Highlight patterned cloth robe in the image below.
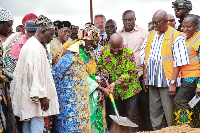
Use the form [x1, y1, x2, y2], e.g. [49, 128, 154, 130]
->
[52, 41, 104, 133]
[0, 39, 13, 132]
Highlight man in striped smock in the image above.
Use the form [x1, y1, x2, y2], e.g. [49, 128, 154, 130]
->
[0, 7, 14, 132]
[140, 9, 189, 130]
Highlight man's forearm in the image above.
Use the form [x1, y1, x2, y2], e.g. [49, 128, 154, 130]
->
[171, 66, 181, 81]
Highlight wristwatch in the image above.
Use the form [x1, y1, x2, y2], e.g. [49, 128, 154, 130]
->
[170, 80, 176, 85]
[111, 82, 115, 87]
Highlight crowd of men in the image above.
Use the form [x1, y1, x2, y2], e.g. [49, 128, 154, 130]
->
[0, 0, 199, 133]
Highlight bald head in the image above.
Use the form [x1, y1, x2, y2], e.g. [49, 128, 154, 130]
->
[168, 14, 175, 20]
[167, 14, 176, 28]
[152, 10, 168, 33]
[153, 10, 168, 21]
[110, 33, 123, 47]
[109, 33, 123, 56]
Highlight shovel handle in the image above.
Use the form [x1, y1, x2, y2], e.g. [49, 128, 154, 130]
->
[110, 94, 117, 111]
[106, 81, 109, 88]
[105, 81, 120, 119]
[110, 93, 120, 119]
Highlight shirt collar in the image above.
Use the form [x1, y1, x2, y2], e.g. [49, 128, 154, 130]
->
[120, 25, 139, 33]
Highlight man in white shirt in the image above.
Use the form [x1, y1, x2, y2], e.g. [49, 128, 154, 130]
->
[10, 15, 59, 133]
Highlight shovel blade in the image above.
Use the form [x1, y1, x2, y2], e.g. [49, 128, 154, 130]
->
[109, 115, 138, 127]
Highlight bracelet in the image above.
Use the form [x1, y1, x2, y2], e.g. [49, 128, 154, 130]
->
[111, 82, 115, 87]
[197, 83, 200, 88]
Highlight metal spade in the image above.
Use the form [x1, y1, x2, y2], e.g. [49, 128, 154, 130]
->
[105, 81, 138, 127]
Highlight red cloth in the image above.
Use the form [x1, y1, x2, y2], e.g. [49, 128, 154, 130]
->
[44, 116, 50, 129]
[9, 37, 27, 59]
[21, 13, 37, 34]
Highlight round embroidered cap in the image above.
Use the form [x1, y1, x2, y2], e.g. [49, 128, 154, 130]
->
[0, 7, 13, 21]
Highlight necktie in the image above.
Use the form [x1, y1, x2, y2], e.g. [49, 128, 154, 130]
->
[100, 35, 104, 42]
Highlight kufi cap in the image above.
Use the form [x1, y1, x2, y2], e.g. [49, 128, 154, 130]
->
[35, 15, 54, 30]
[53, 20, 61, 27]
[0, 7, 13, 21]
[56, 21, 71, 29]
[25, 20, 37, 31]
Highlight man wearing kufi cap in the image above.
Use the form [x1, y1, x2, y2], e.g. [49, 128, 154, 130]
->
[0, 7, 13, 42]
[10, 15, 59, 133]
[172, 0, 192, 31]
[49, 20, 72, 56]
[0, 7, 14, 133]
[4, 20, 37, 73]
[52, 24, 109, 133]
[62, 21, 73, 42]
[3, 13, 37, 49]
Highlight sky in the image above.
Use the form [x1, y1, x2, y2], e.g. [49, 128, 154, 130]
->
[1, 0, 199, 31]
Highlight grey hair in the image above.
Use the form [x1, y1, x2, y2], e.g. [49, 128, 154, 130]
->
[184, 14, 199, 26]
[94, 14, 106, 22]
[106, 19, 117, 27]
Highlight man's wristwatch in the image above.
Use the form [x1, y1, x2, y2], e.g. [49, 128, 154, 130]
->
[111, 82, 115, 87]
[170, 80, 176, 85]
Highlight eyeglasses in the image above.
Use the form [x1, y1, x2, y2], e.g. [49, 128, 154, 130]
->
[43, 22, 54, 29]
[168, 19, 175, 22]
[39, 22, 54, 30]
[152, 20, 168, 26]
[61, 29, 72, 34]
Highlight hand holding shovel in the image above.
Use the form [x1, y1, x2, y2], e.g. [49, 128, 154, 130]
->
[105, 80, 138, 127]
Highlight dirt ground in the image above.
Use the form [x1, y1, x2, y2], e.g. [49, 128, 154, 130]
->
[109, 124, 200, 133]
[138, 124, 200, 133]
[109, 123, 129, 133]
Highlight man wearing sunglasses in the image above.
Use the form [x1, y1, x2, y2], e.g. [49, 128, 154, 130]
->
[168, 14, 176, 28]
[140, 9, 189, 130]
[172, 0, 192, 31]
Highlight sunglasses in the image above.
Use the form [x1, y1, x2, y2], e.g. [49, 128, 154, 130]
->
[168, 19, 175, 22]
[41, 22, 54, 30]
[152, 20, 168, 26]
[174, 7, 184, 11]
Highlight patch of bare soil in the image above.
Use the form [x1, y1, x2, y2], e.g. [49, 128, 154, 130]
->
[138, 124, 200, 133]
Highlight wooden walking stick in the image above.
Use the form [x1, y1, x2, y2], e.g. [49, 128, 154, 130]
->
[90, 0, 93, 24]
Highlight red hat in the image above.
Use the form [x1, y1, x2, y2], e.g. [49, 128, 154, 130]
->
[21, 13, 37, 34]
[22, 13, 37, 26]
